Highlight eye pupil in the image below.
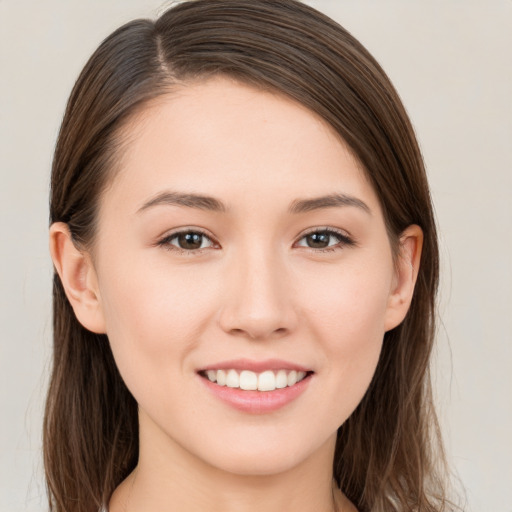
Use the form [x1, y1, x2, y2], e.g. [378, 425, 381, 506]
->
[307, 232, 330, 248]
[178, 232, 203, 249]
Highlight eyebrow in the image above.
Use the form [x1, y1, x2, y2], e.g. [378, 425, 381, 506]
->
[137, 191, 227, 213]
[288, 193, 371, 215]
[137, 191, 371, 215]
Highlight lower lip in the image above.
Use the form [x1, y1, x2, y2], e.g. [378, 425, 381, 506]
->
[199, 374, 312, 414]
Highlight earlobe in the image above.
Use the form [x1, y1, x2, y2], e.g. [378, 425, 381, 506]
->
[384, 224, 423, 332]
[49, 222, 106, 334]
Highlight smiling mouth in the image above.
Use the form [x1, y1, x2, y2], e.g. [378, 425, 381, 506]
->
[198, 369, 313, 392]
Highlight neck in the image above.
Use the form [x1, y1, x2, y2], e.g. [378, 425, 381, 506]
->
[109, 413, 350, 512]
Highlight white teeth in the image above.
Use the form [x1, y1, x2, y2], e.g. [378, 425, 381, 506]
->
[239, 370, 258, 390]
[287, 370, 297, 386]
[275, 369, 288, 389]
[216, 369, 227, 386]
[203, 368, 309, 392]
[257, 370, 276, 391]
[226, 369, 239, 388]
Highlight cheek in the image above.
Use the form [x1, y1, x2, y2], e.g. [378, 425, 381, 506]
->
[306, 255, 392, 339]
[302, 258, 391, 402]
[97, 257, 219, 383]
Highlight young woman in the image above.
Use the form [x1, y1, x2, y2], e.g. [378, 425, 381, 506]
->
[45, 1, 455, 511]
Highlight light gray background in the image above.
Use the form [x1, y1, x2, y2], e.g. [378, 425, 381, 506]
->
[1, 1, 511, 511]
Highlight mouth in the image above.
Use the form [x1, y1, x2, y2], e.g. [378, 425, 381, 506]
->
[198, 368, 313, 392]
[196, 359, 314, 413]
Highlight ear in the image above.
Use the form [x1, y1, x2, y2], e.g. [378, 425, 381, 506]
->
[49, 222, 106, 334]
[384, 224, 423, 332]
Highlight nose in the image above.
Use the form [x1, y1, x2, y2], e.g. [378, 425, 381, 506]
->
[217, 248, 298, 341]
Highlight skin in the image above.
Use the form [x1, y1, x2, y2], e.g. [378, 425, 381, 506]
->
[50, 76, 422, 512]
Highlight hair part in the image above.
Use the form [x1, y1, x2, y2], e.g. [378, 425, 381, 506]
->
[46, 1, 455, 511]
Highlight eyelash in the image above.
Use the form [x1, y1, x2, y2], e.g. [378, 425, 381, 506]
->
[156, 227, 355, 256]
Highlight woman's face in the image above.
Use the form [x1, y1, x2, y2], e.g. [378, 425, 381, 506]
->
[88, 77, 407, 476]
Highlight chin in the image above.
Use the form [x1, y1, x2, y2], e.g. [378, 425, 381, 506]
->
[205, 448, 307, 477]
[190, 428, 335, 478]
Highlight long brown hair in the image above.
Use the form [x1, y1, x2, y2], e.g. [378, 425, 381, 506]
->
[46, 1, 454, 510]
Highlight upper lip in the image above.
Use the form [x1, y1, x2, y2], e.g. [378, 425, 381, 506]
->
[198, 358, 313, 373]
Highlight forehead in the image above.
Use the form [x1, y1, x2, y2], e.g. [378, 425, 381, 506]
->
[102, 76, 378, 216]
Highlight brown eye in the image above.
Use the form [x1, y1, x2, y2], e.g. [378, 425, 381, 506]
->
[305, 231, 331, 248]
[160, 230, 215, 252]
[176, 232, 204, 250]
[296, 229, 354, 251]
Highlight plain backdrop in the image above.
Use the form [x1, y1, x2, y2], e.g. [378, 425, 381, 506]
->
[1, 1, 511, 511]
